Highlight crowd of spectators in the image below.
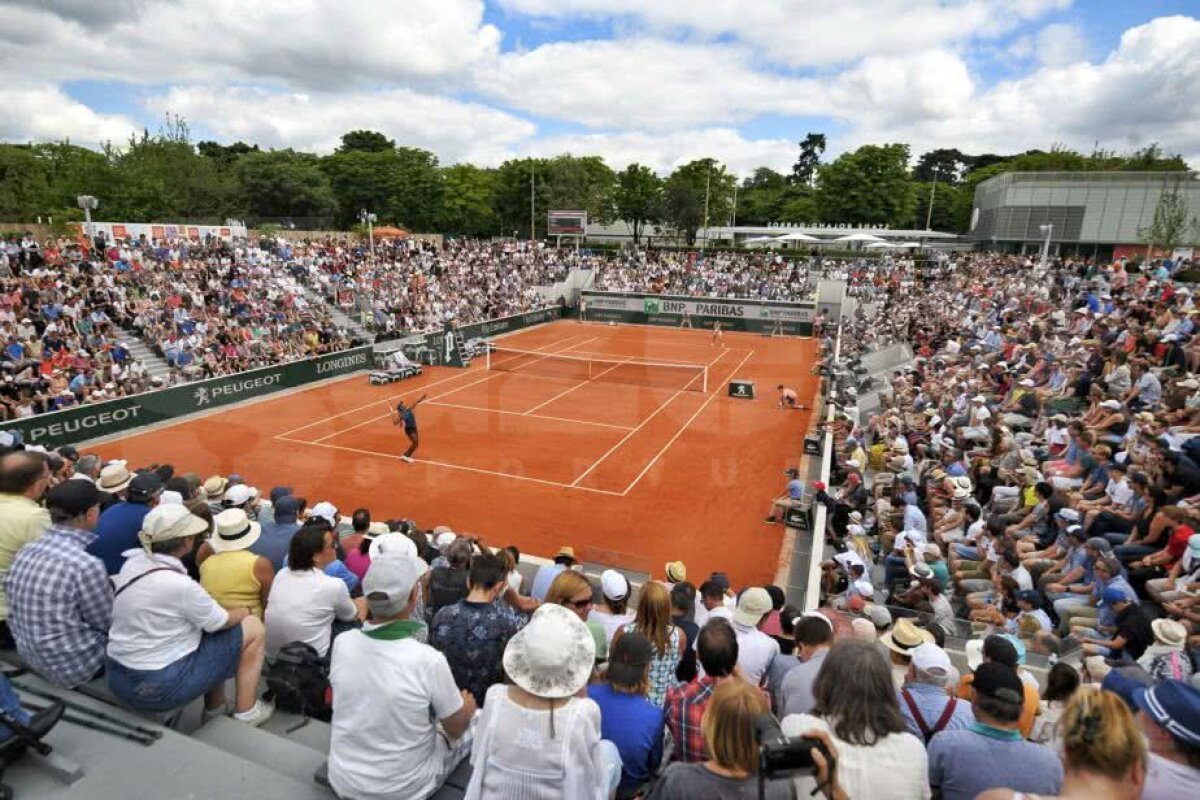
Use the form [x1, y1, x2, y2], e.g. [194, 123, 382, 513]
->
[0, 248, 1199, 799]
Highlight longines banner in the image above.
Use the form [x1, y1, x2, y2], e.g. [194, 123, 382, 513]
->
[9, 346, 373, 446]
[581, 291, 815, 335]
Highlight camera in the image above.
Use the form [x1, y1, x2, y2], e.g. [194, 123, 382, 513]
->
[754, 714, 830, 777]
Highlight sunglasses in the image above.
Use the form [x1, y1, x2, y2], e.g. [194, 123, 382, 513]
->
[566, 596, 592, 610]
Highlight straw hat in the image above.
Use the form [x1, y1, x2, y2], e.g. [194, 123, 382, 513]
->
[211, 508, 262, 553]
[98, 463, 133, 493]
[1152, 618, 1187, 649]
[502, 603, 595, 699]
[202, 475, 228, 499]
[880, 618, 934, 656]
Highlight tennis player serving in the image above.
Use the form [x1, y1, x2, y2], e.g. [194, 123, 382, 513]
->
[392, 394, 427, 463]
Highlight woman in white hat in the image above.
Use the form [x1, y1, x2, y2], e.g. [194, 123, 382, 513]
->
[465, 603, 621, 800]
[199, 509, 274, 619]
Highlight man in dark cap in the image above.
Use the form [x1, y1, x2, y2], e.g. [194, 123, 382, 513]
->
[86, 471, 164, 574]
[251, 494, 302, 572]
[5, 480, 112, 688]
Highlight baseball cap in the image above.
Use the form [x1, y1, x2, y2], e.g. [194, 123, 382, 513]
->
[1056, 508, 1081, 522]
[911, 643, 952, 677]
[600, 569, 630, 602]
[607, 631, 653, 687]
[139, 505, 209, 550]
[268, 486, 293, 503]
[1133, 681, 1200, 748]
[1100, 399, 1122, 410]
[1086, 536, 1113, 552]
[273, 496, 301, 521]
[1100, 586, 1133, 607]
[973, 662, 1025, 703]
[363, 556, 428, 618]
[127, 473, 163, 502]
[1015, 589, 1042, 605]
[867, 604, 893, 630]
[733, 587, 772, 627]
[224, 483, 258, 506]
[45, 479, 100, 517]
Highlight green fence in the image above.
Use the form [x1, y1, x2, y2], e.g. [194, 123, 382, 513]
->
[420, 306, 562, 366]
[581, 291, 815, 336]
[9, 346, 374, 447]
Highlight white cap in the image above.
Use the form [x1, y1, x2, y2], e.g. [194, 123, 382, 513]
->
[223, 483, 258, 506]
[139, 505, 209, 550]
[368, 531, 418, 560]
[1100, 399, 1122, 410]
[911, 642, 952, 676]
[159, 490, 184, 506]
[601, 569, 629, 601]
[435, 531, 457, 550]
[363, 556, 428, 617]
[310, 501, 338, 525]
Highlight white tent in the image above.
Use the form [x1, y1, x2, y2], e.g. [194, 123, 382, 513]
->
[864, 241, 896, 249]
[741, 236, 779, 246]
[831, 232, 887, 243]
[775, 232, 820, 242]
[897, 241, 923, 248]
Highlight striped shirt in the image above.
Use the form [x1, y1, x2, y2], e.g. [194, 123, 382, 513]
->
[5, 523, 112, 688]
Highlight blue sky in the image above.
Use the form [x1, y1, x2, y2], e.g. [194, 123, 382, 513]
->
[3, 1, 1199, 175]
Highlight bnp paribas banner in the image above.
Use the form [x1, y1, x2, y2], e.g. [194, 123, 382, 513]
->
[582, 291, 815, 335]
[10, 346, 373, 447]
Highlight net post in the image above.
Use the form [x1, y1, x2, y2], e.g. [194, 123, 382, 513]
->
[485, 344, 491, 371]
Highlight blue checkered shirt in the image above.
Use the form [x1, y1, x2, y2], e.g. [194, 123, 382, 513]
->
[5, 523, 112, 688]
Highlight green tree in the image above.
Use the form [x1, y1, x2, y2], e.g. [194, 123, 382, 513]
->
[0, 146, 48, 221]
[386, 147, 443, 231]
[320, 146, 443, 230]
[336, 130, 395, 154]
[913, 180, 963, 231]
[197, 140, 259, 166]
[542, 155, 616, 225]
[1141, 178, 1199, 253]
[492, 158, 551, 239]
[613, 163, 662, 243]
[815, 143, 917, 227]
[234, 149, 336, 224]
[790, 133, 826, 187]
[775, 184, 819, 223]
[439, 164, 498, 235]
[913, 148, 968, 184]
[662, 159, 736, 245]
[737, 167, 787, 225]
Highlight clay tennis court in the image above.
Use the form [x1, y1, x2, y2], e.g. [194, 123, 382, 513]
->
[92, 320, 819, 587]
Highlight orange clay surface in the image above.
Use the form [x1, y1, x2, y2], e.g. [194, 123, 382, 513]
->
[95, 320, 819, 588]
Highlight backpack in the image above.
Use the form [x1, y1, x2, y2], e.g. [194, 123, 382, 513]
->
[264, 642, 332, 722]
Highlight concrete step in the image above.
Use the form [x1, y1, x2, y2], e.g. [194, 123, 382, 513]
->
[259, 711, 332, 753]
[194, 716, 331, 791]
[114, 324, 173, 377]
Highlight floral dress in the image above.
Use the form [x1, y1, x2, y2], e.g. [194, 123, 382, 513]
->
[621, 623, 682, 705]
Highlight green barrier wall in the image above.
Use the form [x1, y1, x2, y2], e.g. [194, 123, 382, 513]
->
[421, 306, 562, 365]
[9, 345, 374, 447]
[581, 291, 815, 336]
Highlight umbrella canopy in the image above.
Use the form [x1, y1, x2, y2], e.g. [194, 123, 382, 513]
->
[831, 232, 886, 243]
[370, 225, 409, 238]
[741, 236, 779, 245]
[864, 241, 895, 249]
[775, 232, 820, 242]
[897, 241, 923, 248]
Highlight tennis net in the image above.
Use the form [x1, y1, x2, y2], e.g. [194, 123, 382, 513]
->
[486, 346, 708, 392]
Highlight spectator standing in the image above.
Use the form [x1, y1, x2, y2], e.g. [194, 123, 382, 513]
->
[615, 581, 683, 705]
[328, 553, 475, 800]
[427, 538, 472, 617]
[264, 525, 363, 659]
[590, 569, 635, 646]
[731, 588, 780, 687]
[778, 612, 835, 717]
[344, 521, 388, 582]
[430, 553, 522, 706]
[465, 603, 621, 799]
[664, 618, 741, 763]
[649, 679, 795, 800]
[106, 505, 272, 725]
[87, 472, 162, 575]
[928, 663, 1063, 800]
[782, 640, 930, 799]
[587, 632, 666, 797]
[897, 643, 975, 744]
[0, 451, 51, 646]
[670, 582, 700, 682]
[5, 480, 111, 688]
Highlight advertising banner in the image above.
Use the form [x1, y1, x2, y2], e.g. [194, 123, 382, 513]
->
[581, 291, 814, 335]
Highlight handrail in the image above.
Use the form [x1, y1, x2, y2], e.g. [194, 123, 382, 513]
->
[803, 322, 841, 610]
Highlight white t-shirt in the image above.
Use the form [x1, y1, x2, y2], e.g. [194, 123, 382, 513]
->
[587, 608, 635, 646]
[1105, 477, 1133, 508]
[327, 627, 464, 800]
[782, 713, 930, 800]
[107, 551, 228, 670]
[264, 567, 358, 657]
[733, 621, 780, 686]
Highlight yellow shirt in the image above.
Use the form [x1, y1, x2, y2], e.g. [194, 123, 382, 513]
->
[0, 494, 50, 620]
[200, 550, 263, 618]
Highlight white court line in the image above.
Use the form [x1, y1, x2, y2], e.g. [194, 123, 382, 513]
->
[311, 336, 599, 443]
[619, 348, 756, 496]
[276, 436, 626, 496]
[568, 347, 734, 488]
[521, 356, 637, 415]
[425, 400, 635, 431]
[275, 332, 592, 438]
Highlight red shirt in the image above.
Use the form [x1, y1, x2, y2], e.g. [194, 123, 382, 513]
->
[1166, 525, 1194, 565]
[664, 676, 720, 763]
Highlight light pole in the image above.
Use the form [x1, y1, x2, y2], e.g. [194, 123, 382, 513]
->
[358, 209, 376, 258]
[925, 168, 940, 231]
[77, 195, 98, 243]
[1038, 223, 1053, 268]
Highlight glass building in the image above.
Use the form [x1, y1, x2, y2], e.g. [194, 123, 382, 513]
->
[970, 171, 1200, 261]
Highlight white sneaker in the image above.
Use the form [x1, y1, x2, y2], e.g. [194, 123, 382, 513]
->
[401, 455, 414, 463]
[232, 699, 274, 727]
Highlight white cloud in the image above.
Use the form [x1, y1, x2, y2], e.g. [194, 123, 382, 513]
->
[530, 128, 797, 176]
[0, 1, 500, 90]
[142, 86, 536, 166]
[475, 39, 826, 131]
[1033, 23, 1089, 66]
[0, 86, 139, 146]
[497, 0, 1072, 67]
